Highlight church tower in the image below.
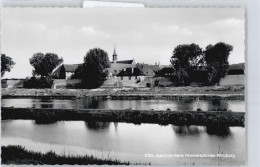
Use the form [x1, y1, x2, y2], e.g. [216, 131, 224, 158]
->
[112, 45, 118, 63]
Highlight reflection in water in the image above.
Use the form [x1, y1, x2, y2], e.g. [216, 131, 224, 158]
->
[172, 125, 201, 136]
[1, 120, 245, 166]
[114, 122, 118, 132]
[205, 126, 232, 138]
[85, 122, 110, 132]
[34, 119, 58, 125]
[1, 98, 245, 112]
[176, 99, 194, 111]
[210, 99, 229, 111]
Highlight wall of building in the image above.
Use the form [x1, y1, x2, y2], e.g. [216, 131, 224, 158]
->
[102, 76, 152, 88]
[52, 79, 82, 89]
[219, 75, 245, 86]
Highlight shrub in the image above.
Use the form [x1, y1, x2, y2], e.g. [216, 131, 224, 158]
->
[23, 76, 53, 89]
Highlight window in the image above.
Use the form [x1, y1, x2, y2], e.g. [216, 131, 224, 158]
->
[121, 76, 123, 80]
[129, 76, 131, 80]
[135, 76, 138, 80]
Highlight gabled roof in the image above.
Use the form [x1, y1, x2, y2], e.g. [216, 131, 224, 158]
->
[117, 68, 145, 76]
[115, 59, 135, 64]
[116, 64, 157, 77]
[108, 63, 136, 76]
[63, 64, 83, 72]
[136, 63, 156, 76]
[52, 64, 83, 78]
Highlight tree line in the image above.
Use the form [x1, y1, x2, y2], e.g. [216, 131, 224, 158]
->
[170, 42, 233, 86]
[1, 41, 233, 88]
[1, 48, 111, 89]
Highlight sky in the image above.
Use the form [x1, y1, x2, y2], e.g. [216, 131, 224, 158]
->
[2, 8, 245, 78]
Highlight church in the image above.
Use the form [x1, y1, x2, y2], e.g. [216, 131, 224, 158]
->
[52, 46, 138, 79]
[51, 46, 160, 88]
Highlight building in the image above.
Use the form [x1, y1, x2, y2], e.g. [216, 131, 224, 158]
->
[108, 46, 136, 77]
[52, 64, 83, 79]
[51, 46, 161, 88]
[219, 63, 245, 86]
[1, 79, 25, 88]
[102, 63, 158, 88]
[52, 46, 137, 80]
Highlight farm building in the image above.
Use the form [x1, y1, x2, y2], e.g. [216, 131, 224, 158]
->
[219, 63, 245, 86]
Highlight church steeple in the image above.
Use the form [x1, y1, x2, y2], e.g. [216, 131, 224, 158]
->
[112, 45, 118, 63]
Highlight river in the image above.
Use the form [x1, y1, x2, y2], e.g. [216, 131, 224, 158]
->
[1, 98, 245, 165]
[1, 98, 245, 112]
[2, 120, 245, 165]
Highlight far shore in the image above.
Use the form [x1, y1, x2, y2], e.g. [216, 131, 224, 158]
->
[1, 85, 245, 99]
[2, 107, 245, 127]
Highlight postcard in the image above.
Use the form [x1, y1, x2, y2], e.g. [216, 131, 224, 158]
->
[1, 7, 245, 166]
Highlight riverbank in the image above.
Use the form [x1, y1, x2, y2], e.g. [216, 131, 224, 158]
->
[1, 145, 138, 165]
[2, 107, 245, 127]
[1, 86, 245, 99]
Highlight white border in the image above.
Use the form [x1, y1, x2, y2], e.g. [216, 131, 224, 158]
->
[0, 1, 259, 167]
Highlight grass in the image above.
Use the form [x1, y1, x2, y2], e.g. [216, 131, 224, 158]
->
[1, 107, 245, 127]
[1, 145, 139, 165]
[1, 86, 245, 99]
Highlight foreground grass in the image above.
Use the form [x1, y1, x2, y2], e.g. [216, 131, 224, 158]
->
[2, 107, 245, 127]
[1, 145, 141, 165]
[1, 86, 245, 99]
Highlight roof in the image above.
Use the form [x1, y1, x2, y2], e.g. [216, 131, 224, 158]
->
[149, 65, 161, 72]
[108, 63, 136, 76]
[229, 63, 245, 70]
[227, 63, 244, 75]
[117, 67, 145, 76]
[63, 64, 83, 72]
[114, 59, 135, 64]
[116, 64, 157, 77]
[136, 63, 156, 76]
[52, 64, 83, 78]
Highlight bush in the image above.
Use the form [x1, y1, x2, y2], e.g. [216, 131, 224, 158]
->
[23, 76, 53, 89]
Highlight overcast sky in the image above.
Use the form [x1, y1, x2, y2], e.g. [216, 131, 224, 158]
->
[2, 8, 245, 78]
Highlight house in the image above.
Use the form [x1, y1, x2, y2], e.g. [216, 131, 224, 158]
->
[52, 64, 83, 79]
[108, 46, 136, 77]
[219, 63, 245, 86]
[111, 64, 157, 87]
[52, 46, 137, 80]
[1, 79, 25, 88]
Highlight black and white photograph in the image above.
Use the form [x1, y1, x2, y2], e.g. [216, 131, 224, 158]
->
[1, 8, 245, 166]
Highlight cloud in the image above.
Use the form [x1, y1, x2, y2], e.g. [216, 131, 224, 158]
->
[34, 23, 47, 32]
[81, 26, 96, 34]
[1, 8, 245, 78]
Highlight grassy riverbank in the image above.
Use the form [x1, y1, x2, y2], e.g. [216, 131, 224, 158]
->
[2, 107, 245, 127]
[1, 145, 135, 165]
[1, 86, 244, 99]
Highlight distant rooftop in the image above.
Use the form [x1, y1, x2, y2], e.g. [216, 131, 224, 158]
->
[114, 60, 135, 64]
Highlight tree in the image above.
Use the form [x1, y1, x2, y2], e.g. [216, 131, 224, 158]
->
[170, 43, 203, 85]
[29, 53, 63, 77]
[82, 48, 111, 89]
[204, 42, 233, 85]
[1, 54, 15, 77]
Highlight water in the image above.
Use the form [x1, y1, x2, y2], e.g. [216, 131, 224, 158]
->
[1, 98, 245, 112]
[2, 120, 245, 165]
[1, 98, 245, 165]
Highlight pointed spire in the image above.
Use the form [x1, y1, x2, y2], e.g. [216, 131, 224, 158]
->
[113, 44, 117, 55]
[112, 44, 118, 63]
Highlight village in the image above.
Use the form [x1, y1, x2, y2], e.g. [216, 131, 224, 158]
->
[1, 46, 245, 90]
[0, 7, 247, 166]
